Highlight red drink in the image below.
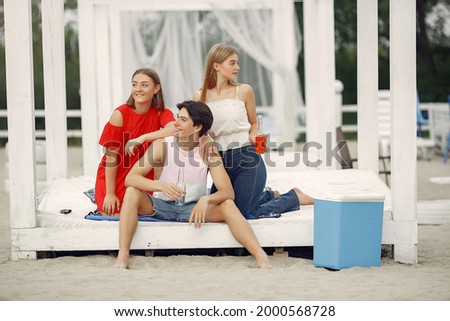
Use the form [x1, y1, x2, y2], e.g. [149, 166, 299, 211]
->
[255, 134, 267, 154]
[255, 115, 267, 154]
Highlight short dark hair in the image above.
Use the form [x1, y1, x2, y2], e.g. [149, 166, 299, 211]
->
[176, 100, 213, 137]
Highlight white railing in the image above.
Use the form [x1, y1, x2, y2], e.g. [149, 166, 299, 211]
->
[0, 109, 82, 138]
[0, 102, 443, 139]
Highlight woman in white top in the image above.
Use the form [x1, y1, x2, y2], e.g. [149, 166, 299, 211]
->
[194, 43, 313, 219]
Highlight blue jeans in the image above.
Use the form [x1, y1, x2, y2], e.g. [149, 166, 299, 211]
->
[211, 145, 299, 218]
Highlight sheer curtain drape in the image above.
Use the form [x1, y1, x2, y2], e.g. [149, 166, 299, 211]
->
[211, 0, 303, 136]
[122, 11, 203, 111]
[120, 1, 303, 139]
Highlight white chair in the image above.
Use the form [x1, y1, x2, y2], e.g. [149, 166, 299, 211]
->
[377, 90, 391, 158]
[430, 101, 450, 162]
[377, 90, 435, 160]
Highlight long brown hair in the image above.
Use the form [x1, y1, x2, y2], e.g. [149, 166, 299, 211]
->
[126, 68, 165, 111]
[199, 43, 238, 103]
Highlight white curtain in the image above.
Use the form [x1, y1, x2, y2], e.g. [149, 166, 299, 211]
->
[119, 0, 303, 140]
[122, 11, 203, 112]
[211, 0, 303, 138]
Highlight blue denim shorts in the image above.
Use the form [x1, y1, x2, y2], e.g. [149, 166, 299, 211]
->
[147, 194, 195, 222]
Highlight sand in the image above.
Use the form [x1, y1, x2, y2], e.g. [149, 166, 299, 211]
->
[0, 147, 449, 301]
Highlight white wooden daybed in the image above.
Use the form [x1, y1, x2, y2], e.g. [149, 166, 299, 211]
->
[23, 167, 393, 253]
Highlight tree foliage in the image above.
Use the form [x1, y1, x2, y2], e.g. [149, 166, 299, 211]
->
[296, 0, 450, 104]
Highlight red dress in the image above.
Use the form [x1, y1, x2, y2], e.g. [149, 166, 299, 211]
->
[94, 104, 175, 214]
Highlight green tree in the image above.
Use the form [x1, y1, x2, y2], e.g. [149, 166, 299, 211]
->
[416, 0, 450, 101]
[296, 0, 450, 104]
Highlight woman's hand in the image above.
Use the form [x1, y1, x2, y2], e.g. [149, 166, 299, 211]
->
[249, 132, 257, 145]
[102, 192, 120, 216]
[199, 134, 219, 165]
[125, 123, 180, 156]
[160, 122, 180, 137]
[125, 136, 145, 156]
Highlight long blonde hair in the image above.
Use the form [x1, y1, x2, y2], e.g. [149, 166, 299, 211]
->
[199, 43, 238, 103]
[126, 68, 165, 111]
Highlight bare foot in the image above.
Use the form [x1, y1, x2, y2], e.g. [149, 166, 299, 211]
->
[114, 252, 130, 269]
[294, 187, 314, 205]
[273, 190, 280, 198]
[255, 252, 273, 269]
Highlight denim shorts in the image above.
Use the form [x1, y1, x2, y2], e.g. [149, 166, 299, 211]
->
[146, 194, 195, 222]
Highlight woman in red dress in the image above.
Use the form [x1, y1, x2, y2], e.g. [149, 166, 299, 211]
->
[95, 68, 177, 216]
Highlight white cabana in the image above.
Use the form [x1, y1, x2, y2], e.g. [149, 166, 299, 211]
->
[4, 0, 417, 264]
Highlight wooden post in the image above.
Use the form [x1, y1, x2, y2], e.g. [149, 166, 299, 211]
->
[357, 0, 379, 172]
[390, 0, 418, 264]
[304, 0, 336, 168]
[78, 0, 101, 176]
[304, 0, 320, 150]
[42, 0, 68, 182]
[108, 2, 125, 111]
[94, 6, 114, 132]
[4, 0, 37, 259]
[272, 0, 298, 148]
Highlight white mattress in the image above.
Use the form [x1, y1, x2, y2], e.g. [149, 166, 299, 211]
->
[37, 168, 392, 228]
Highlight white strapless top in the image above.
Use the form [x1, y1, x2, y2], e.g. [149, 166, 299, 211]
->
[206, 97, 251, 151]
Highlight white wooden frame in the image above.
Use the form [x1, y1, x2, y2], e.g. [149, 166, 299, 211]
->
[5, 0, 417, 264]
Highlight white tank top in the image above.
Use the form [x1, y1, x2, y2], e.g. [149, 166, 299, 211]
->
[205, 86, 251, 151]
[153, 136, 208, 203]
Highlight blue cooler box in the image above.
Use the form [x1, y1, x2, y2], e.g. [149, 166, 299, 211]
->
[313, 193, 385, 270]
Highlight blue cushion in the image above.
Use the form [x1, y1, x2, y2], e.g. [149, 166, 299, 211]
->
[84, 210, 165, 222]
[83, 188, 96, 204]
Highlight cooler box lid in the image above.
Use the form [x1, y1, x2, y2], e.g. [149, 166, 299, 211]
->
[318, 193, 385, 202]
